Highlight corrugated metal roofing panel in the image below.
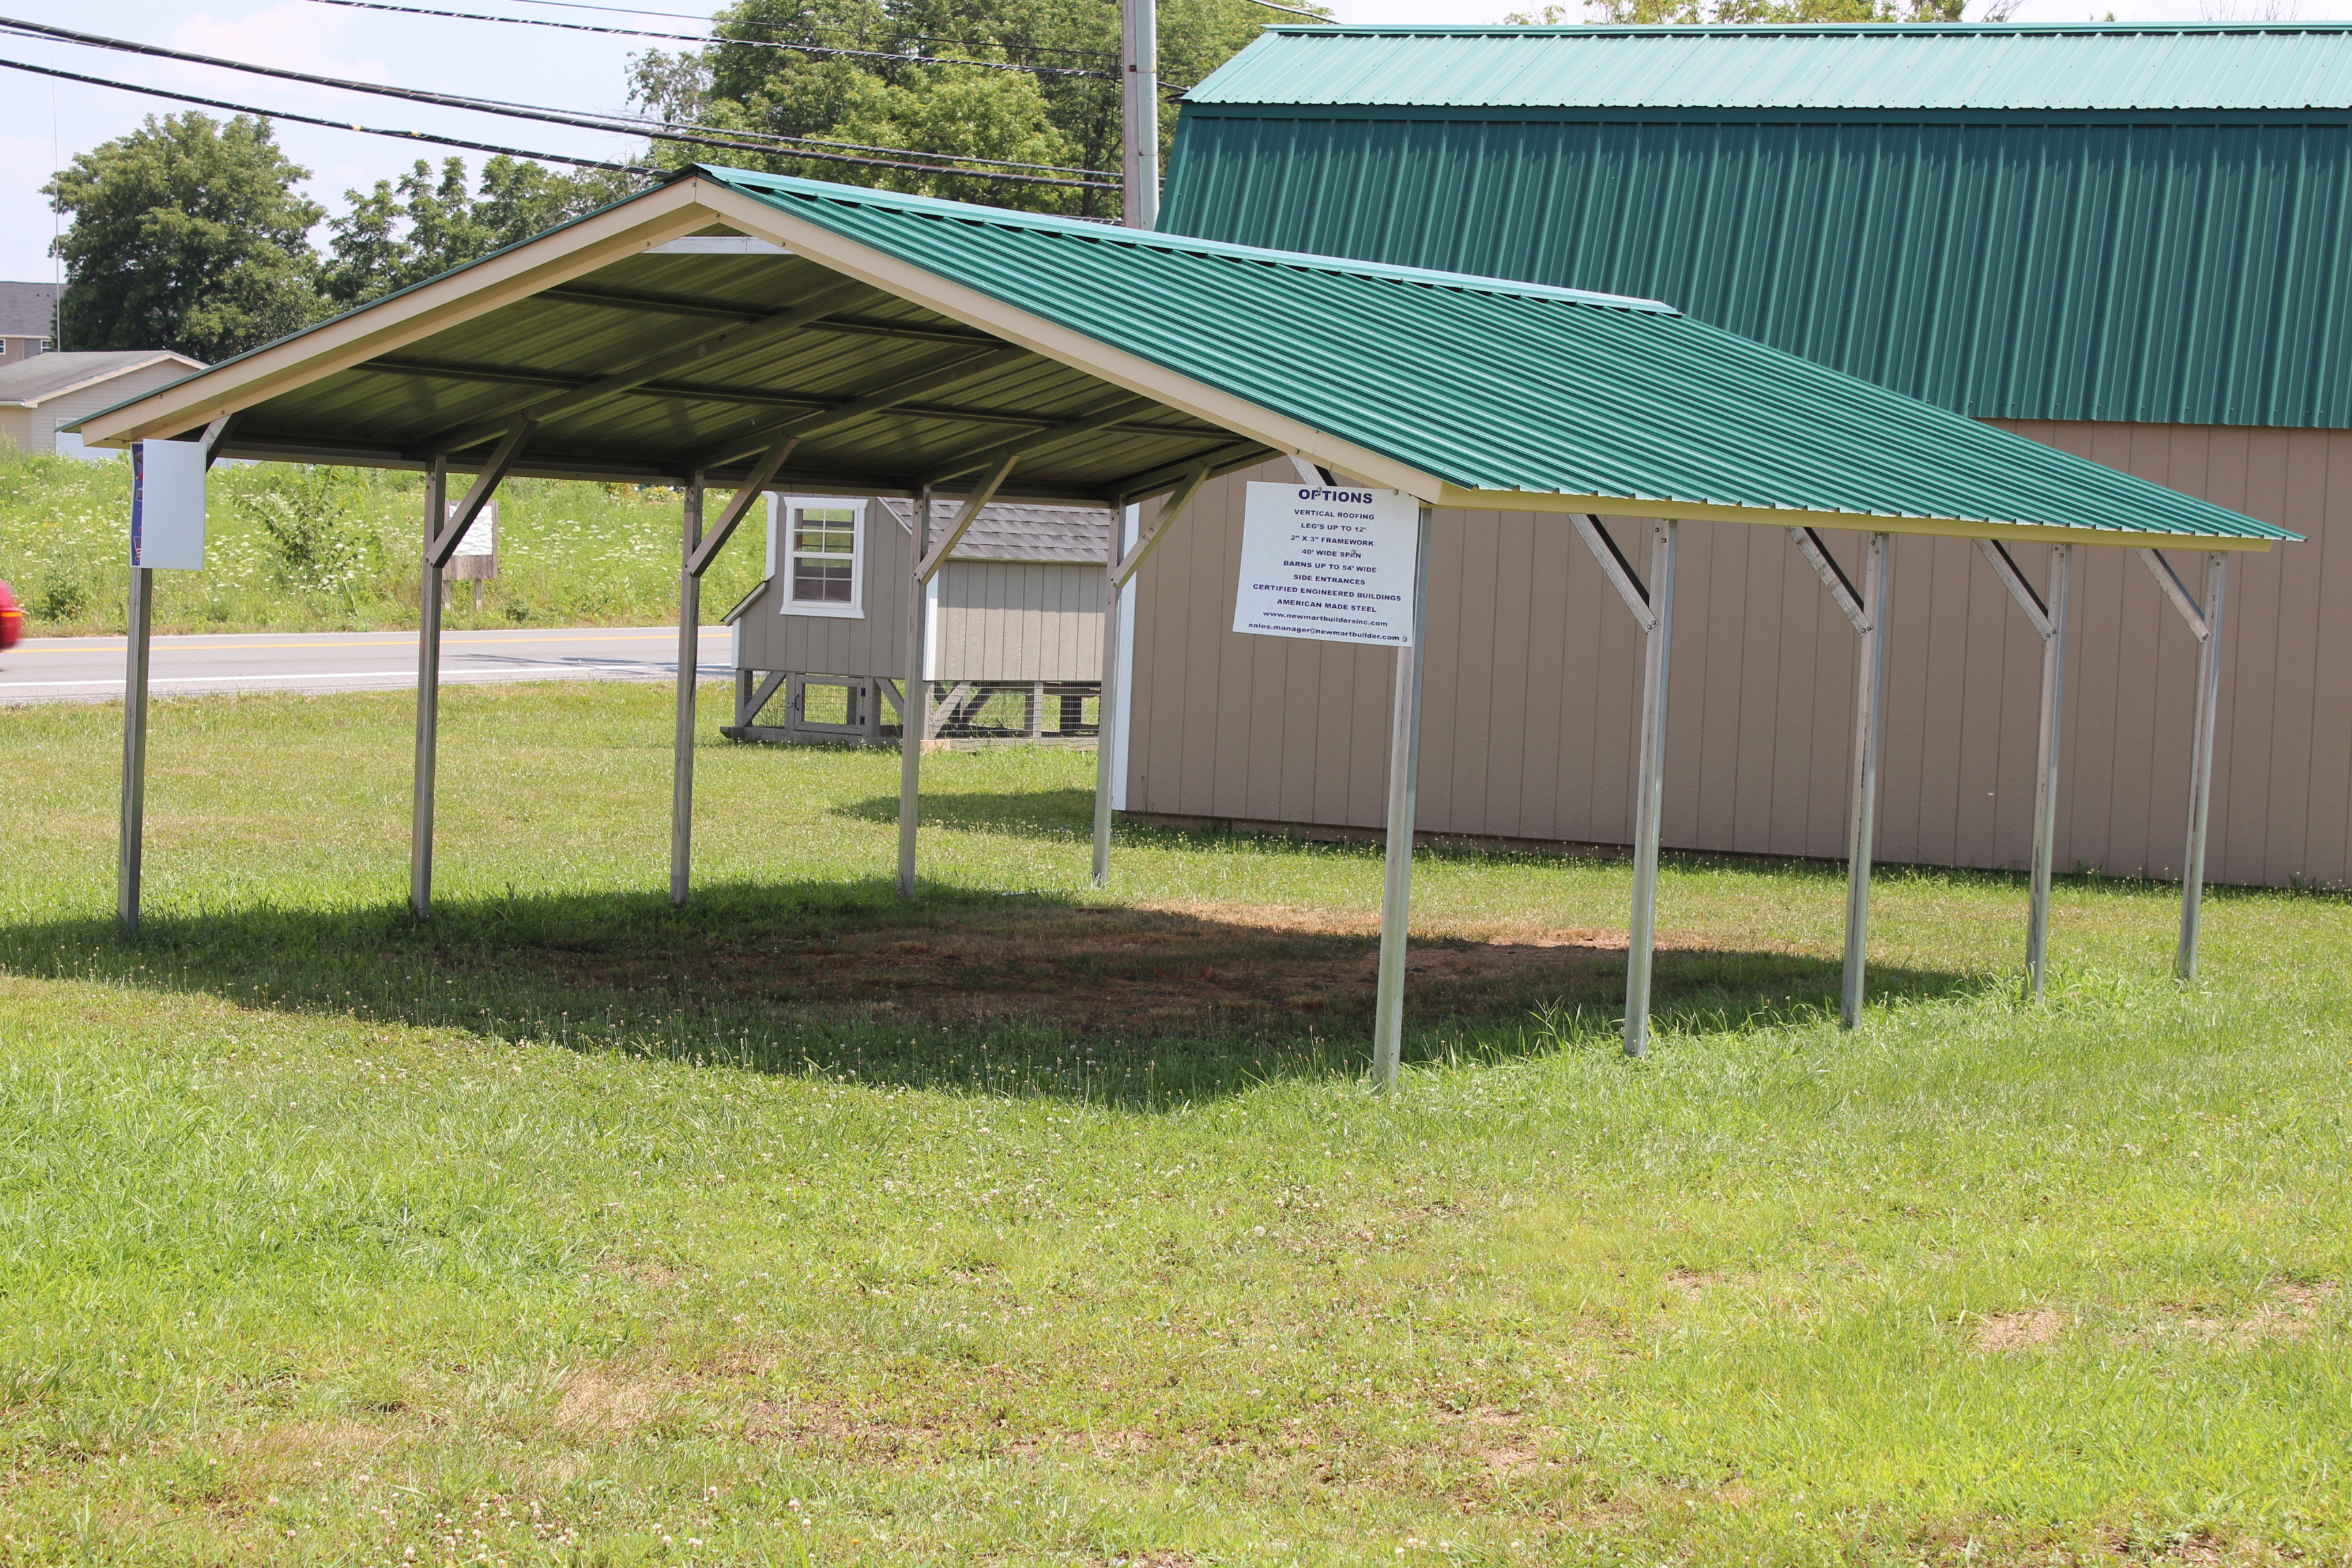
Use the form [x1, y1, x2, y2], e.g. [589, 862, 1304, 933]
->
[1187, 23, 2352, 112]
[1159, 114, 2352, 429]
[708, 168, 2292, 540]
[879, 497, 1111, 561]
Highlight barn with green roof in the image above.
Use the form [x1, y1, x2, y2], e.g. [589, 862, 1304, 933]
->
[1119, 22, 2352, 890]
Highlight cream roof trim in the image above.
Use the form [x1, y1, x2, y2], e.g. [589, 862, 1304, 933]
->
[75, 184, 719, 447]
[1434, 485, 2278, 550]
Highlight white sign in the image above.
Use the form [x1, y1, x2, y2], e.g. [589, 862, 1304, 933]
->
[1232, 480, 1422, 647]
[129, 440, 207, 570]
[447, 498, 498, 557]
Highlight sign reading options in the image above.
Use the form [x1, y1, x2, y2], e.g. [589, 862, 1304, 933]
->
[1232, 481, 1421, 647]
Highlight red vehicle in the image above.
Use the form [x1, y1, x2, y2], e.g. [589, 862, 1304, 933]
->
[0, 580, 20, 650]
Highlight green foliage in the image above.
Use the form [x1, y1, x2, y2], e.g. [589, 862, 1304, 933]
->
[0, 453, 764, 635]
[42, 112, 326, 360]
[632, 0, 1288, 220]
[231, 464, 381, 598]
[0, 691, 2347, 1561]
[322, 155, 640, 308]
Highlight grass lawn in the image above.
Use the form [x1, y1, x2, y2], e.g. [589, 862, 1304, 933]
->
[1, 680, 2346, 1567]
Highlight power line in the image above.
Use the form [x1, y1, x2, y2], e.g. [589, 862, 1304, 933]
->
[305, 0, 1122, 79]
[441, 0, 1118, 58]
[292, 1, 1122, 172]
[0, 54, 647, 170]
[0, 16, 1120, 189]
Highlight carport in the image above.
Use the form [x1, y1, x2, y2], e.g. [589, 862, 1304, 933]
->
[79, 165, 2296, 1083]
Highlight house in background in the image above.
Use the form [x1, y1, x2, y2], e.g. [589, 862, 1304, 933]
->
[1124, 22, 2352, 889]
[0, 282, 56, 365]
[726, 493, 1109, 747]
[1, 350, 204, 458]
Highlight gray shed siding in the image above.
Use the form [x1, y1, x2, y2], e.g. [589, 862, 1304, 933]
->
[731, 495, 1107, 684]
[1122, 427, 2347, 889]
[932, 560, 1103, 682]
[732, 498, 915, 681]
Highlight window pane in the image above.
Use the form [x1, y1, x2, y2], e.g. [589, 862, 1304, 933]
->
[793, 560, 853, 603]
[795, 525, 853, 556]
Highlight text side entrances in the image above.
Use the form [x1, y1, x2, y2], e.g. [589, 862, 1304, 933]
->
[1232, 482, 1421, 647]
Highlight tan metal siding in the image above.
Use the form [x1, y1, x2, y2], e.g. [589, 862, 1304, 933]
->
[0, 408, 29, 455]
[1124, 429, 2349, 888]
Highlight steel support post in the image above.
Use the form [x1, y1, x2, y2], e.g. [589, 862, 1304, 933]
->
[1841, 532, 1893, 1029]
[1119, 0, 1159, 230]
[2025, 543, 2074, 998]
[896, 487, 932, 898]
[116, 565, 153, 934]
[1623, 519, 1678, 1058]
[409, 459, 448, 921]
[670, 480, 706, 907]
[1090, 506, 1134, 888]
[1370, 507, 1435, 1092]
[2178, 552, 2229, 980]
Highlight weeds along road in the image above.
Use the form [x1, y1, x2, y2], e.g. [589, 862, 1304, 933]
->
[0, 626, 733, 704]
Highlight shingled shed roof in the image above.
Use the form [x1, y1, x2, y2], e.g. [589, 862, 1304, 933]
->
[878, 498, 1110, 563]
[78, 165, 2291, 547]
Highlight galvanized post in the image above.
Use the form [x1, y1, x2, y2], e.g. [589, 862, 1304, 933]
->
[896, 487, 931, 898]
[1623, 518, 1678, 1057]
[2178, 551, 2229, 979]
[1091, 504, 1134, 888]
[670, 479, 705, 907]
[116, 564, 152, 934]
[1120, 0, 1159, 229]
[1841, 532, 1893, 1029]
[2025, 542, 2074, 998]
[1371, 507, 1434, 1092]
[410, 458, 448, 921]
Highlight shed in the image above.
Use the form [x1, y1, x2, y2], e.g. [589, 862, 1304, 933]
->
[1152, 21, 2352, 890]
[723, 494, 1109, 746]
[0, 350, 205, 457]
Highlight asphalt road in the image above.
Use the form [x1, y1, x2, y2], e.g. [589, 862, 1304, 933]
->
[0, 627, 731, 705]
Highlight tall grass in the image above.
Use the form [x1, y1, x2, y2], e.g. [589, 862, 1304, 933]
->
[0, 452, 765, 636]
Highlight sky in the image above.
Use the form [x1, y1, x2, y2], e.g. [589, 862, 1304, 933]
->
[1, 0, 2345, 287]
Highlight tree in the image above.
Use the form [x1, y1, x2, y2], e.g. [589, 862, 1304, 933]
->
[322, 156, 638, 308]
[630, 0, 1287, 221]
[44, 112, 325, 361]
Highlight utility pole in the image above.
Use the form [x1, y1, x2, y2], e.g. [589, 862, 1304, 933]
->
[1121, 0, 1158, 229]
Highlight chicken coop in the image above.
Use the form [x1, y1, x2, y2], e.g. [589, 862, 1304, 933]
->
[723, 493, 1109, 747]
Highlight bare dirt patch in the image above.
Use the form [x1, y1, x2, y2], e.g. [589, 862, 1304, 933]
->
[2155, 1279, 2338, 1347]
[508, 902, 1632, 1037]
[1976, 1309, 2064, 1352]
[552, 1371, 666, 1432]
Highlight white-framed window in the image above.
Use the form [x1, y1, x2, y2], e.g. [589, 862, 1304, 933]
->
[770, 495, 866, 619]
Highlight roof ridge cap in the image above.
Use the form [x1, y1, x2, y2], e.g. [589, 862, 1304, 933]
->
[706, 167, 1678, 312]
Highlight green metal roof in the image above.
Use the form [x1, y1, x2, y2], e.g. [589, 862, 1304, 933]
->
[78, 167, 2293, 544]
[1186, 23, 2352, 113]
[1164, 27, 2352, 431]
[707, 168, 2288, 539]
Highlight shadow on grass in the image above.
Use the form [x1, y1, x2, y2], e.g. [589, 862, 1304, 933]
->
[0, 877, 1973, 1107]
